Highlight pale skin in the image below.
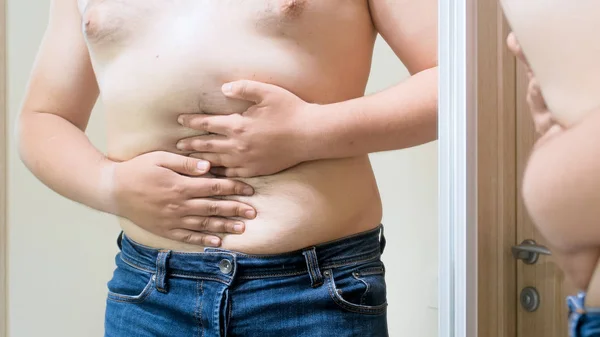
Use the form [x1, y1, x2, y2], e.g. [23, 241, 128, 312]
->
[18, 0, 437, 254]
[507, 33, 600, 305]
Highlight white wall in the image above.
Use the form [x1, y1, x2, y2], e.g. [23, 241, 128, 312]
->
[366, 38, 439, 337]
[7, 2, 121, 336]
[6, 2, 438, 336]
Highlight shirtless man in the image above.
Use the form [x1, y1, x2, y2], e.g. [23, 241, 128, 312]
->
[508, 34, 600, 337]
[17, 1, 437, 336]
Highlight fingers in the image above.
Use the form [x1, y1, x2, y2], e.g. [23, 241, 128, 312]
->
[154, 151, 211, 175]
[178, 114, 231, 134]
[189, 153, 226, 167]
[184, 176, 254, 197]
[210, 167, 246, 178]
[221, 80, 277, 104]
[527, 77, 549, 114]
[185, 198, 257, 219]
[177, 134, 230, 153]
[180, 216, 245, 234]
[526, 78, 555, 135]
[506, 32, 528, 65]
[168, 229, 222, 247]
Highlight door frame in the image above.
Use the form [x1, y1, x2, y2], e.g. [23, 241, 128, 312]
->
[1, 0, 7, 335]
[439, 0, 518, 335]
[438, 0, 479, 336]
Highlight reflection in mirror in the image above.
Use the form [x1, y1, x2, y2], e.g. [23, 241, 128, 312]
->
[471, 1, 600, 336]
[5, 1, 438, 336]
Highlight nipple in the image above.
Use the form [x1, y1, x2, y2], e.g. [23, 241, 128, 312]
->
[82, 8, 109, 42]
[281, 0, 307, 19]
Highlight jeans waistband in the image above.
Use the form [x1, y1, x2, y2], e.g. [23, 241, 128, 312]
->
[568, 292, 600, 337]
[117, 225, 385, 287]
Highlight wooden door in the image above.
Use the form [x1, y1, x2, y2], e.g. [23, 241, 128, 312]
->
[514, 54, 578, 337]
[476, 0, 576, 336]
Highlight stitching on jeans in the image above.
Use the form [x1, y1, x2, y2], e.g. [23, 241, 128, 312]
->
[320, 249, 380, 266]
[309, 250, 323, 287]
[195, 280, 204, 337]
[195, 280, 200, 337]
[321, 253, 381, 270]
[170, 273, 229, 284]
[357, 267, 385, 276]
[324, 270, 387, 315]
[201, 281, 205, 337]
[121, 254, 381, 281]
[238, 270, 308, 279]
[120, 255, 154, 273]
[107, 275, 156, 304]
[353, 273, 370, 305]
[227, 292, 232, 334]
[303, 251, 315, 285]
[156, 253, 163, 292]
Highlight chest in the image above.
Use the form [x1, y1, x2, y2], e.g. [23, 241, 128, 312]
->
[78, 0, 364, 46]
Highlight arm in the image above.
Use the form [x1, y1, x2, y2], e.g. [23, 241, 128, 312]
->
[177, 0, 437, 177]
[18, 0, 256, 246]
[17, 0, 113, 212]
[522, 110, 600, 252]
[309, 0, 438, 159]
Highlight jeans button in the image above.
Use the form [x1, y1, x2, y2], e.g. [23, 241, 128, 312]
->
[219, 259, 233, 274]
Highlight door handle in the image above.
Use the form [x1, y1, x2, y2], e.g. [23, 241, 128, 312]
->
[511, 239, 551, 265]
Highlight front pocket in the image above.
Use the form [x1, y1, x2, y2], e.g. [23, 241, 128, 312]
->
[324, 263, 387, 315]
[107, 254, 156, 304]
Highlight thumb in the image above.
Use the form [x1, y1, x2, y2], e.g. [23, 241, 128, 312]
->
[506, 32, 530, 67]
[154, 152, 211, 176]
[222, 80, 277, 104]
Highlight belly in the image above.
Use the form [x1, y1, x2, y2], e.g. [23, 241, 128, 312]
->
[87, 0, 383, 253]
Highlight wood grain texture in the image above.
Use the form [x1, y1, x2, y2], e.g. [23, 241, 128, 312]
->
[476, 1, 518, 336]
[514, 56, 577, 337]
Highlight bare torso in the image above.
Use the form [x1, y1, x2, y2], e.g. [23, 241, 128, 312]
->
[79, 0, 383, 254]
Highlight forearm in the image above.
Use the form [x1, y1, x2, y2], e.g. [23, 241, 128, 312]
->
[17, 111, 116, 214]
[307, 66, 437, 160]
[522, 109, 600, 251]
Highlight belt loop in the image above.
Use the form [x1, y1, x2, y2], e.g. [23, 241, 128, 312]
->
[155, 250, 172, 293]
[379, 225, 386, 254]
[302, 247, 323, 288]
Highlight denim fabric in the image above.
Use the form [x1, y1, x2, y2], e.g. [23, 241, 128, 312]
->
[568, 292, 600, 337]
[104, 225, 388, 337]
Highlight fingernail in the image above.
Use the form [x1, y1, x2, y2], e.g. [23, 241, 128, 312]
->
[210, 238, 220, 246]
[222, 83, 233, 94]
[233, 223, 244, 232]
[176, 142, 186, 150]
[245, 210, 256, 219]
[197, 161, 209, 171]
[243, 187, 254, 195]
[177, 115, 184, 125]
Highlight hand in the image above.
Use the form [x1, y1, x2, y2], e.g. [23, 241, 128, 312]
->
[176, 80, 315, 177]
[506, 32, 564, 147]
[111, 151, 257, 247]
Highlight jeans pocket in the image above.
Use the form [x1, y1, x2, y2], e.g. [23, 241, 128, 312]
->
[324, 260, 388, 315]
[107, 254, 156, 304]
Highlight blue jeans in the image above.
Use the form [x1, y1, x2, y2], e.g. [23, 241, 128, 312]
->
[104, 226, 389, 337]
[568, 292, 600, 336]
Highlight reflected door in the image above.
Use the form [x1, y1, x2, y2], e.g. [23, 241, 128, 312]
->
[476, 1, 576, 336]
